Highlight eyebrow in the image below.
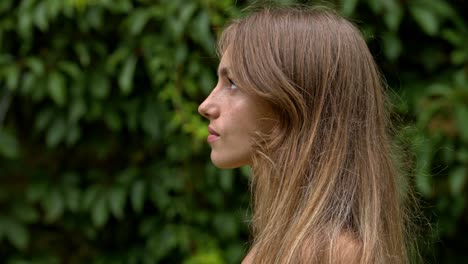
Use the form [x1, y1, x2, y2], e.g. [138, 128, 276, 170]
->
[217, 67, 231, 77]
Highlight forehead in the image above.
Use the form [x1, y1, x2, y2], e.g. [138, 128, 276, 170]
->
[217, 51, 232, 76]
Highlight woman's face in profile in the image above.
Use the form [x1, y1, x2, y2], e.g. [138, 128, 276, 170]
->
[198, 51, 274, 168]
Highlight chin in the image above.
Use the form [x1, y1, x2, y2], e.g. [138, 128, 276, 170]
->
[210, 153, 250, 169]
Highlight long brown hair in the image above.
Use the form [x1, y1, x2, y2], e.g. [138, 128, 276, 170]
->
[218, 6, 416, 264]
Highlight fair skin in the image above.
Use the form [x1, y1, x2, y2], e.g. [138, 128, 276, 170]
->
[241, 233, 361, 264]
[199, 53, 362, 264]
[198, 52, 273, 169]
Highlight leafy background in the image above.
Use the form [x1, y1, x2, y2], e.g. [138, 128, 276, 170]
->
[0, 0, 466, 263]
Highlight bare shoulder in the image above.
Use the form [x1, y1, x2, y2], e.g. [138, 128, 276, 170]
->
[333, 232, 362, 263]
[241, 248, 255, 264]
[241, 233, 361, 264]
[302, 232, 362, 264]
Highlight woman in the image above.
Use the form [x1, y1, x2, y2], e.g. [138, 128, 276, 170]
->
[198, 6, 416, 264]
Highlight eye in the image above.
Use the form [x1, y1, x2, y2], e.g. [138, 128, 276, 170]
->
[226, 77, 238, 91]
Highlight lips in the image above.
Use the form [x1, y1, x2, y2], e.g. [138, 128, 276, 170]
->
[207, 126, 220, 143]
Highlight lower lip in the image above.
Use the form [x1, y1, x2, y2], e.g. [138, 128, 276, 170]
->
[207, 134, 220, 143]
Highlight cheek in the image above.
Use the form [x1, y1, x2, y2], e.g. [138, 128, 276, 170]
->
[236, 99, 275, 135]
[210, 103, 259, 168]
[209, 94, 274, 169]
[227, 101, 261, 136]
[225, 107, 257, 149]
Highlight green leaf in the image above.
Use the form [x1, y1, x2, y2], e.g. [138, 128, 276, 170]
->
[225, 244, 245, 264]
[426, 83, 451, 97]
[86, 6, 103, 29]
[189, 11, 214, 53]
[168, 16, 184, 40]
[219, 170, 233, 192]
[20, 72, 36, 94]
[175, 44, 188, 65]
[119, 55, 137, 95]
[340, 0, 358, 17]
[2, 217, 29, 250]
[199, 68, 215, 95]
[82, 185, 100, 211]
[69, 98, 86, 122]
[117, 167, 139, 185]
[213, 213, 238, 239]
[141, 104, 160, 138]
[0, 54, 13, 65]
[123, 100, 139, 131]
[455, 104, 468, 143]
[65, 187, 80, 212]
[11, 203, 39, 224]
[183, 250, 224, 264]
[26, 182, 48, 203]
[5, 65, 20, 90]
[18, 10, 33, 38]
[33, 1, 48, 31]
[106, 47, 129, 73]
[449, 166, 466, 196]
[90, 73, 111, 99]
[75, 43, 90, 66]
[108, 186, 127, 219]
[383, 0, 403, 31]
[179, 2, 197, 25]
[456, 148, 468, 163]
[35, 108, 54, 132]
[368, 0, 384, 13]
[453, 69, 467, 89]
[46, 116, 66, 147]
[87, 99, 103, 120]
[127, 9, 150, 35]
[425, 0, 457, 18]
[410, 5, 439, 36]
[92, 195, 109, 227]
[416, 171, 432, 197]
[150, 184, 170, 210]
[441, 29, 463, 46]
[0, 129, 20, 158]
[414, 138, 433, 197]
[382, 31, 402, 61]
[58, 61, 81, 79]
[25, 57, 44, 75]
[66, 125, 81, 145]
[240, 165, 252, 179]
[451, 49, 467, 65]
[147, 226, 178, 258]
[104, 110, 122, 131]
[48, 71, 67, 106]
[46, 0, 62, 19]
[131, 180, 145, 213]
[0, 0, 13, 13]
[42, 189, 65, 223]
[19, 0, 35, 10]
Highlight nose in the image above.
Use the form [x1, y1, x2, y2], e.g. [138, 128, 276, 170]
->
[198, 91, 220, 120]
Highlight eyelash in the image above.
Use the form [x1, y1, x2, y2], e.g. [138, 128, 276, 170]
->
[226, 77, 238, 91]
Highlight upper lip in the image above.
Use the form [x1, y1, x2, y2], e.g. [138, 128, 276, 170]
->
[208, 126, 220, 136]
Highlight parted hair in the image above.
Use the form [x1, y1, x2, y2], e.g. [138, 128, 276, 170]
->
[218, 6, 418, 264]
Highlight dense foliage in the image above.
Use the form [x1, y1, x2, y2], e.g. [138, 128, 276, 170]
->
[0, 0, 466, 263]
